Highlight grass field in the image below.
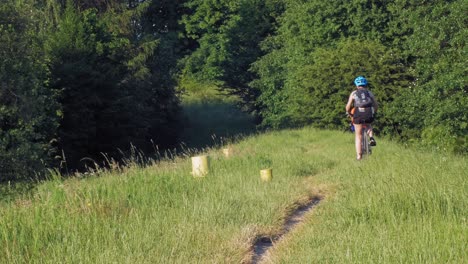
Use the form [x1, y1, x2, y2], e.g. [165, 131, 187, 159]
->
[0, 88, 466, 263]
[261, 135, 467, 263]
[1, 128, 465, 263]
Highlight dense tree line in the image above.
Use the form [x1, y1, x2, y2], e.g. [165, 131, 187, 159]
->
[1, 1, 59, 180]
[1, 0, 466, 180]
[181, 0, 466, 153]
[1, 0, 183, 180]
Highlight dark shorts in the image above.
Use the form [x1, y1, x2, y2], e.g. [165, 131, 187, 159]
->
[353, 107, 374, 124]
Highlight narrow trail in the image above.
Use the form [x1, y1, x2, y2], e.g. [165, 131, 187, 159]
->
[251, 198, 321, 264]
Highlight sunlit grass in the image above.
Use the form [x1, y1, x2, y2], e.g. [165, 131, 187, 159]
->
[0, 128, 466, 263]
[0, 128, 335, 263]
[262, 137, 467, 263]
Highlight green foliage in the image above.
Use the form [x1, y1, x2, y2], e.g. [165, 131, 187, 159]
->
[0, 0, 60, 180]
[180, 0, 285, 110]
[387, 0, 467, 153]
[251, 1, 406, 128]
[249, 0, 466, 153]
[255, 39, 409, 129]
[44, 1, 183, 170]
[0, 0, 466, 180]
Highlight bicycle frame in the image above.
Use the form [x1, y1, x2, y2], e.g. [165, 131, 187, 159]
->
[361, 124, 372, 156]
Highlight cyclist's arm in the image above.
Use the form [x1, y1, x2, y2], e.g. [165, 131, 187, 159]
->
[345, 93, 354, 114]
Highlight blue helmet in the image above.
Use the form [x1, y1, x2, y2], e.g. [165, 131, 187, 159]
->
[354, 76, 368, 86]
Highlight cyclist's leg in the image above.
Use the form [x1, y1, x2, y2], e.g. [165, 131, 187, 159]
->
[366, 124, 373, 137]
[354, 123, 363, 160]
[365, 123, 376, 146]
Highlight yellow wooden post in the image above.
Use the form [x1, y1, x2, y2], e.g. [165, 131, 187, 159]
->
[191, 155, 209, 177]
[260, 169, 272, 182]
[222, 147, 233, 158]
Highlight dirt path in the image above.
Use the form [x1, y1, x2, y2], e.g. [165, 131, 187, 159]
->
[251, 198, 321, 264]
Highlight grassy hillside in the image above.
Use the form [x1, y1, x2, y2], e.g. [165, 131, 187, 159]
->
[0, 127, 465, 263]
[261, 134, 467, 263]
[0, 88, 466, 263]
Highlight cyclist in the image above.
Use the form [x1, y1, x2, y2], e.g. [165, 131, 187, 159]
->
[346, 76, 378, 160]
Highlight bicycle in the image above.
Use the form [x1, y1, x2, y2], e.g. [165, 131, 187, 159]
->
[348, 111, 373, 159]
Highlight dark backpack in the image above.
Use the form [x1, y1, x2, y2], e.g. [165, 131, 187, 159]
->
[354, 89, 373, 107]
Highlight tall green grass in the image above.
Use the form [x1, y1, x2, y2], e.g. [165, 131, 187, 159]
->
[0, 128, 334, 263]
[1, 128, 465, 263]
[0, 181, 36, 205]
[262, 136, 467, 263]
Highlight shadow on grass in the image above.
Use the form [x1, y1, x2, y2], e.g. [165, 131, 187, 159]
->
[179, 97, 258, 150]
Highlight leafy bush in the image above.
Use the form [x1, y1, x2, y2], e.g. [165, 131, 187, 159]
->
[0, 1, 59, 180]
[45, 3, 183, 170]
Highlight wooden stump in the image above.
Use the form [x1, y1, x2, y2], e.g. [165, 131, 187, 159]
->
[191, 155, 209, 177]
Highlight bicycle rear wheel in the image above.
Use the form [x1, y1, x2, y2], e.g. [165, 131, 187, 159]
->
[361, 128, 371, 156]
